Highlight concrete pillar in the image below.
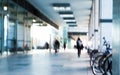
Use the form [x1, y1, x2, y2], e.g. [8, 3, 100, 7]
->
[113, 0, 120, 74]
[88, 1, 95, 50]
[93, 0, 100, 49]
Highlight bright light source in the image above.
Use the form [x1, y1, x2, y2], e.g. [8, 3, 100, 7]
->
[3, 6, 7, 11]
[64, 19, 76, 22]
[40, 23, 43, 26]
[32, 23, 39, 26]
[32, 19, 36, 22]
[66, 7, 71, 10]
[60, 14, 74, 17]
[53, 6, 71, 11]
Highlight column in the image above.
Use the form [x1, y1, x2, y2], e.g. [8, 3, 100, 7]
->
[88, 0, 95, 50]
[94, 0, 100, 50]
[113, 0, 120, 74]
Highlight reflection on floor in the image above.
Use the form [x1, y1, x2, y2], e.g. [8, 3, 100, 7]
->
[0, 49, 93, 75]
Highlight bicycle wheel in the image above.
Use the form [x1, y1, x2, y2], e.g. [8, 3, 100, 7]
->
[90, 51, 101, 66]
[98, 54, 107, 73]
[103, 54, 112, 75]
[91, 54, 103, 75]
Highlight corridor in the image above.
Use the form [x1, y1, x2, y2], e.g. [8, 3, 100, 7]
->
[0, 49, 92, 75]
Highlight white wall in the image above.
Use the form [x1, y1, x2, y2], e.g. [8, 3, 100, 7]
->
[31, 24, 58, 49]
[100, 0, 113, 19]
[100, 0, 113, 50]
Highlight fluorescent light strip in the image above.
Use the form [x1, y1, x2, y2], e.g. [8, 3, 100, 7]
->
[52, 3, 71, 11]
[32, 19, 36, 22]
[53, 7, 71, 11]
[60, 14, 74, 17]
[4, 6, 7, 11]
[64, 19, 76, 22]
[32, 23, 40, 26]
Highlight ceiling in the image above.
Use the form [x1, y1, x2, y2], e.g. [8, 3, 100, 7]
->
[27, 0, 93, 38]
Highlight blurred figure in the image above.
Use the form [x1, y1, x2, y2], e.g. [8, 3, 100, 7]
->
[24, 44, 29, 51]
[53, 39, 60, 53]
[76, 37, 83, 57]
[13, 38, 17, 52]
[63, 42, 66, 50]
[45, 42, 49, 49]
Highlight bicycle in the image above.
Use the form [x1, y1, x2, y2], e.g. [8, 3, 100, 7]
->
[90, 37, 112, 75]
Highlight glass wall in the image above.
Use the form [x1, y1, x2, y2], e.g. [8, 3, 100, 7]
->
[0, 0, 59, 54]
[0, 0, 4, 53]
[0, 0, 35, 53]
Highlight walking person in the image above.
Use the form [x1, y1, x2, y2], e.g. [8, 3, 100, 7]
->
[63, 42, 66, 50]
[45, 42, 49, 49]
[76, 37, 83, 57]
[53, 39, 60, 53]
[13, 38, 17, 53]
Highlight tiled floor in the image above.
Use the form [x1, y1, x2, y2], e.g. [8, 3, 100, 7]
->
[0, 49, 93, 75]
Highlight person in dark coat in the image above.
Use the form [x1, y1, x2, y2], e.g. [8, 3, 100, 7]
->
[53, 39, 60, 53]
[45, 42, 49, 49]
[76, 37, 83, 57]
[63, 42, 66, 50]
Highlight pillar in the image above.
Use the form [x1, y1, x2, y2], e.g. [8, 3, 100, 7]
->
[93, 0, 100, 50]
[113, 0, 120, 74]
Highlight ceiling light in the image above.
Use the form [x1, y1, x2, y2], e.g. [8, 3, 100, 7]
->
[32, 19, 36, 22]
[52, 3, 71, 11]
[32, 23, 39, 26]
[59, 11, 74, 17]
[53, 7, 71, 11]
[64, 19, 76, 22]
[40, 23, 43, 26]
[3, 6, 7, 11]
[60, 14, 74, 17]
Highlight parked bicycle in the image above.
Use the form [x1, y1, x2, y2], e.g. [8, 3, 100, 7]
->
[88, 37, 112, 75]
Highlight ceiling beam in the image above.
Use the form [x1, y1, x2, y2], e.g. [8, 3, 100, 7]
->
[68, 32, 87, 35]
[12, 0, 59, 29]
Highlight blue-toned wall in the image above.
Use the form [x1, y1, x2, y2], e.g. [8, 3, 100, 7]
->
[7, 21, 16, 49]
[113, 0, 120, 74]
[17, 24, 24, 47]
[0, 15, 4, 53]
[0, 17, 2, 52]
